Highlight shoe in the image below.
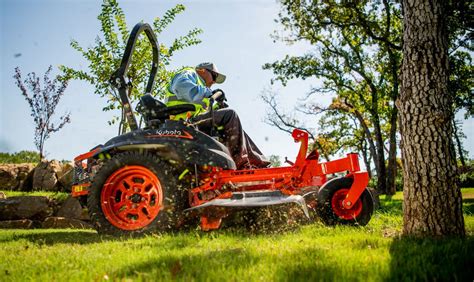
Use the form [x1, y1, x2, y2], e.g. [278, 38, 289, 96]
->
[258, 160, 272, 168]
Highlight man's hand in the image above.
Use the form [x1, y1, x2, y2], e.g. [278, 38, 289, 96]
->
[212, 89, 227, 102]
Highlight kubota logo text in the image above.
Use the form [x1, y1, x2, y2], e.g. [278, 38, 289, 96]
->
[156, 130, 182, 135]
[145, 130, 193, 140]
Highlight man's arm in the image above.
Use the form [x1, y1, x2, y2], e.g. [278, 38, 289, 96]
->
[171, 71, 212, 103]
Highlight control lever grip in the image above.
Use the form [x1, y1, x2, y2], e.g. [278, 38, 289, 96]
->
[210, 90, 224, 101]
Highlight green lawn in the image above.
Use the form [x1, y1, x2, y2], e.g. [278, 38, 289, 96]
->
[0, 189, 473, 281]
[3, 190, 69, 202]
[462, 187, 474, 200]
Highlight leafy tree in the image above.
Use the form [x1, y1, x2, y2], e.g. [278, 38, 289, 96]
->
[314, 105, 373, 176]
[262, 90, 370, 171]
[13, 66, 71, 161]
[60, 0, 202, 133]
[264, 0, 402, 194]
[446, 0, 473, 166]
[264, 0, 471, 194]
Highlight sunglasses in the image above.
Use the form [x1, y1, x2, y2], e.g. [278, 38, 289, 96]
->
[208, 70, 218, 82]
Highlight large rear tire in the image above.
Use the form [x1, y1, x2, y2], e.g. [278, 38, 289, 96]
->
[317, 177, 374, 226]
[87, 151, 187, 235]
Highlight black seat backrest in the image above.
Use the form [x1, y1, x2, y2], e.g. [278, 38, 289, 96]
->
[137, 94, 196, 122]
[140, 93, 167, 110]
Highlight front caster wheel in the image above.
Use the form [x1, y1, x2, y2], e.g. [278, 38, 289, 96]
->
[87, 151, 185, 235]
[317, 177, 374, 226]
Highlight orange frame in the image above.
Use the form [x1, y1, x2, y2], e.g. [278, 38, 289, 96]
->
[190, 129, 369, 230]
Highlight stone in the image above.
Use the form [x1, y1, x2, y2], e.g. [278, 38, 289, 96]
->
[56, 196, 84, 219]
[0, 165, 20, 190]
[57, 162, 74, 192]
[0, 219, 34, 229]
[16, 164, 35, 189]
[0, 163, 35, 191]
[41, 217, 93, 229]
[20, 168, 35, 192]
[32, 160, 62, 191]
[0, 196, 52, 220]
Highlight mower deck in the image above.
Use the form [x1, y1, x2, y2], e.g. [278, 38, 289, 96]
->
[185, 190, 309, 217]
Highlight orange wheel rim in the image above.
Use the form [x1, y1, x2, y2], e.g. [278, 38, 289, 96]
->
[101, 165, 163, 230]
[331, 188, 362, 220]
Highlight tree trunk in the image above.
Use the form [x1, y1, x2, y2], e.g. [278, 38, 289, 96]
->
[373, 116, 388, 194]
[398, 0, 465, 236]
[452, 117, 466, 167]
[336, 101, 382, 191]
[360, 137, 372, 178]
[386, 107, 398, 195]
[38, 133, 45, 161]
[387, 44, 400, 196]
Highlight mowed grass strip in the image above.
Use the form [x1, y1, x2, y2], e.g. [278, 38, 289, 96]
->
[0, 190, 473, 281]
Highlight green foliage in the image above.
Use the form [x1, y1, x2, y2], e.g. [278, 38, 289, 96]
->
[268, 155, 282, 167]
[316, 108, 367, 159]
[445, 0, 473, 163]
[264, 0, 472, 192]
[368, 175, 402, 192]
[394, 175, 403, 191]
[0, 151, 40, 164]
[460, 173, 474, 188]
[449, 51, 473, 118]
[459, 160, 474, 188]
[263, 0, 404, 194]
[265, 0, 401, 97]
[0, 190, 473, 281]
[60, 0, 202, 126]
[446, 0, 473, 112]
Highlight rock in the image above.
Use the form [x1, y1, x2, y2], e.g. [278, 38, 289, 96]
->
[16, 164, 35, 190]
[0, 160, 72, 192]
[57, 162, 74, 191]
[33, 160, 62, 191]
[20, 168, 35, 192]
[0, 196, 53, 220]
[56, 196, 85, 220]
[0, 219, 34, 229]
[41, 217, 93, 229]
[0, 163, 35, 191]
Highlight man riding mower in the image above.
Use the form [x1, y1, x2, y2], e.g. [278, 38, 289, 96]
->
[162, 61, 271, 170]
[70, 23, 374, 236]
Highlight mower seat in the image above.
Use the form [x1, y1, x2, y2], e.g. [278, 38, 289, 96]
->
[137, 94, 195, 122]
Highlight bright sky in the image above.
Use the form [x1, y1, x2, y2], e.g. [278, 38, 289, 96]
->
[1, 0, 473, 162]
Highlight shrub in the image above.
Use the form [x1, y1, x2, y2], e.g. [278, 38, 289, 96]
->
[0, 151, 40, 164]
[459, 160, 474, 188]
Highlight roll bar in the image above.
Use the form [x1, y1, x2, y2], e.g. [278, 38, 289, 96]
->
[109, 22, 159, 131]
